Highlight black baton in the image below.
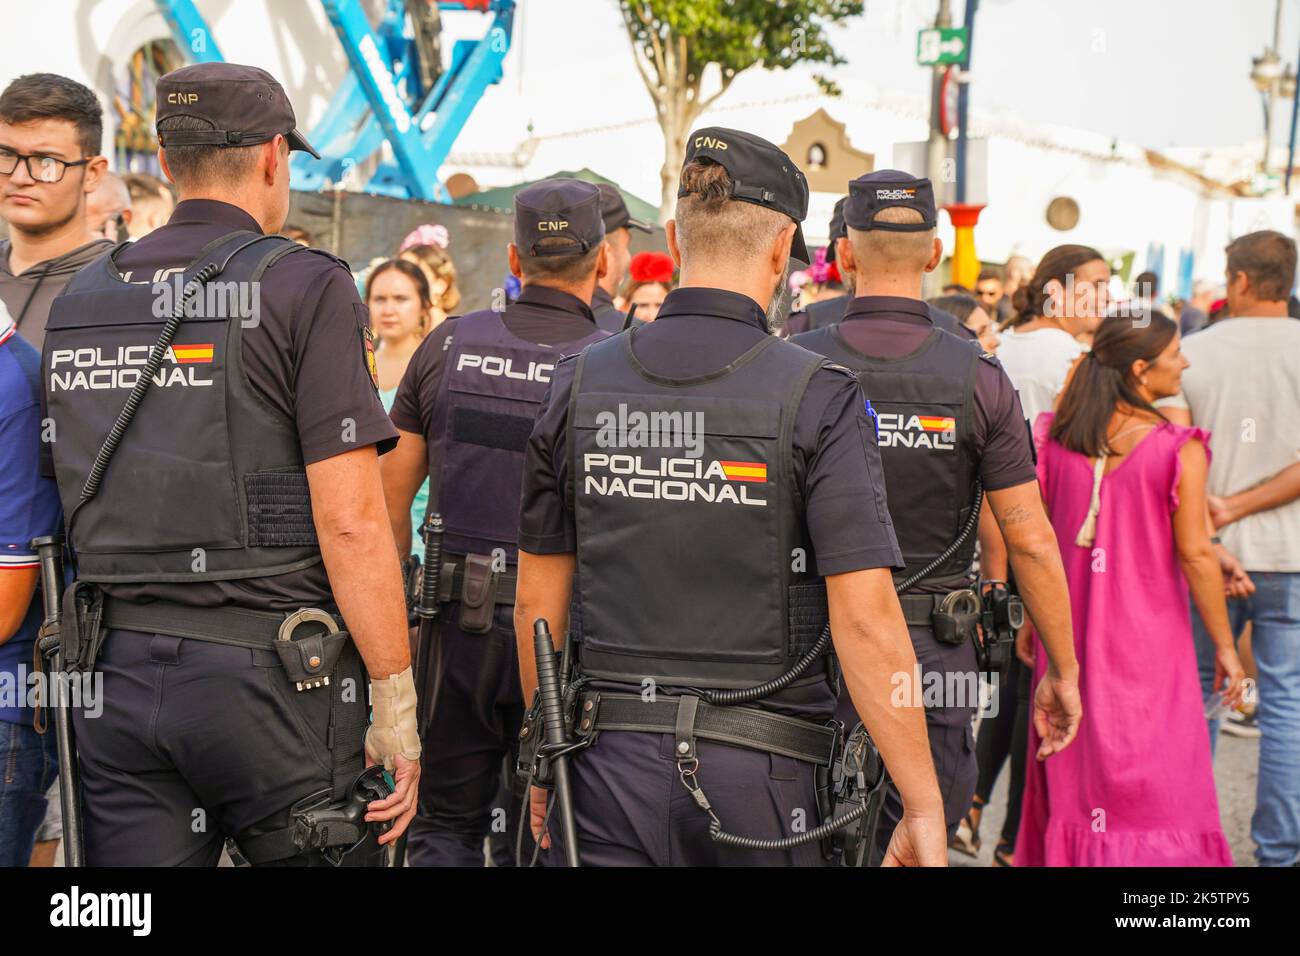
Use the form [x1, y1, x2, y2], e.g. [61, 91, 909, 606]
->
[31, 534, 85, 868]
[413, 513, 445, 735]
[533, 618, 580, 867]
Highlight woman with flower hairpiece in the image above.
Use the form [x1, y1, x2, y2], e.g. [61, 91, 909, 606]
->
[397, 223, 460, 332]
[616, 250, 675, 321]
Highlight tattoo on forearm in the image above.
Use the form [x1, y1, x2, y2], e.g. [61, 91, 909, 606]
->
[1000, 504, 1033, 526]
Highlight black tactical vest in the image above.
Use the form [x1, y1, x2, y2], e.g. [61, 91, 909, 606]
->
[568, 329, 829, 689]
[433, 309, 606, 560]
[792, 321, 981, 591]
[43, 231, 324, 583]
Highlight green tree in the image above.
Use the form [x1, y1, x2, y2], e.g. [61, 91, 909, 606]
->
[619, 0, 863, 218]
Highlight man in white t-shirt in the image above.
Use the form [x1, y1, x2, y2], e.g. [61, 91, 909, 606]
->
[995, 326, 1088, 426]
[1164, 229, 1300, 868]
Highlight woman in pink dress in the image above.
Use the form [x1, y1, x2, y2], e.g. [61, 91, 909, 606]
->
[1017, 313, 1245, 866]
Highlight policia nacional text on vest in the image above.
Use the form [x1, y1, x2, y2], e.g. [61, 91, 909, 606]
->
[42, 230, 390, 866]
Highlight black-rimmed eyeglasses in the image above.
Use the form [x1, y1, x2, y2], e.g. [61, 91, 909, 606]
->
[0, 147, 90, 184]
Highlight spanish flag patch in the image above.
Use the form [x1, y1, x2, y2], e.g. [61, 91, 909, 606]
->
[720, 460, 767, 483]
[170, 343, 214, 364]
[918, 416, 955, 433]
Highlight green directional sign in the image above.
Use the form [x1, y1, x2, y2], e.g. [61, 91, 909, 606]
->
[917, 27, 968, 66]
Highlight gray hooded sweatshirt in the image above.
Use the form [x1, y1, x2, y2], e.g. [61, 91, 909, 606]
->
[0, 238, 115, 352]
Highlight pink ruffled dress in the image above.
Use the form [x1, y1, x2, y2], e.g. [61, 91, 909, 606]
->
[1015, 414, 1233, 866]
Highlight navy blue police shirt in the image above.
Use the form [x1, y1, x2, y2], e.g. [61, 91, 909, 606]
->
[519, 286, 904, 719]
[40, 199, 398, 611]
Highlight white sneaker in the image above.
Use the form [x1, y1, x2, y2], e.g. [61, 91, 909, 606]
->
[1223, 708, 1261, 738]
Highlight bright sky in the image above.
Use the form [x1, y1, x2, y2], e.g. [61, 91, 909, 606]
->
[450, 0, 1296, 153]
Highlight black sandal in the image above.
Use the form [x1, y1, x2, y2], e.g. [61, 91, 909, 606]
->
[993, 839, 1014, 866]
[949, 800, 984, 857]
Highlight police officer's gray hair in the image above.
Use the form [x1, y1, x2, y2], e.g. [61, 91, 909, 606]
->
[157, 115, 263, 188]
[847, 206, 935, 274]
[674, 160, 789, 267]
[516, 236, 601, 284]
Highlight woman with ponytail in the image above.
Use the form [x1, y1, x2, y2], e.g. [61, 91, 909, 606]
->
[1016, 313, 1244, 866]
[997, 245, 1109, 425]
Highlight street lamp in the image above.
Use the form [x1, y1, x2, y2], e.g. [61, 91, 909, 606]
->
[1252, 48, 1283, 90]
[1254, 47, 1288, 173]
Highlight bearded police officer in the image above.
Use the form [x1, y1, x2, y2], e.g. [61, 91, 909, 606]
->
[591, 183, 652, 332]
[791, 171, 1082, 860]
[381, 179, 610, 866]
[784, 197, 849, 336]
[783, 195, 977, 341]
[39, 63, 420, 866]
[513, 129, 949, 867]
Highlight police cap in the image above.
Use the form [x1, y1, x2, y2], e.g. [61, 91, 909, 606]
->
[514, 179, 605, 257]
[825, 196, 848, 262]
[844, 170, 937, 233]
[597, 183, 652, 234]
[679, 126, 811, 264]
[155, 63, 320, 159]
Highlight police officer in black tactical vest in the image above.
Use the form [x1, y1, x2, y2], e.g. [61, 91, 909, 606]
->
[791, 171, 1083, 860]
[513, 129, 952, 867]
[39, 63, 420, 866]
[381, 179, 610, 866]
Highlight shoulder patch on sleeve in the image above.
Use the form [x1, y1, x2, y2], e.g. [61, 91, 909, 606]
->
[352, 302, 379, 390]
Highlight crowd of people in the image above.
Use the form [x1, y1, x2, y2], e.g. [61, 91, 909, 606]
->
[0, 65, 1297, 869]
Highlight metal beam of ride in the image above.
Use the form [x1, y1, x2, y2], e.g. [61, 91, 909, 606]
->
[157, 0, 225, 62]
[156, 0, 515, 202]
[299, 0, 515, 201]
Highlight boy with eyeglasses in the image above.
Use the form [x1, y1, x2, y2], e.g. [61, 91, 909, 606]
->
[0, 73, 113, 352]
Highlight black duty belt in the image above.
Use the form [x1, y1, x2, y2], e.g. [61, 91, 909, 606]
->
[436, 560, 517, 605]
[577, 692, 837, 766]
[103, 597, 343, 649]
[898, 591, 977, 627]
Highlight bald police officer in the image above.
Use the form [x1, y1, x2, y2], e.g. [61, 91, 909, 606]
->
[40, 63, 419, 866]
[784, 195, 977, 341]
[791, 170, 1082, 861]
[381, 179, 610, 866]
[513, 129, 949, 867]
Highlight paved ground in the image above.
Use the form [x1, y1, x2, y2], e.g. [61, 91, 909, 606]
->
[51, 730, 1262, 868]
[949, 725, 1260, 867]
